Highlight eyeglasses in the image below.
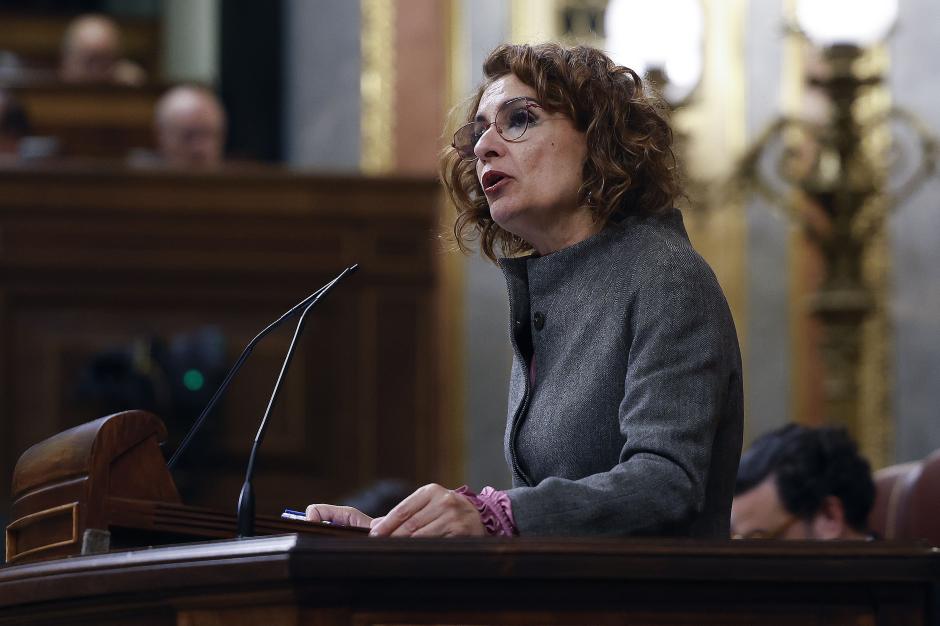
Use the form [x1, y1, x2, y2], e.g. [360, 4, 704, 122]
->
[452, 96, 543, 161]
[732, 515, 801, 540]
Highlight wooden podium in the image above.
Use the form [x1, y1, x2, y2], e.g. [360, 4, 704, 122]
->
[4, 411, 363, 565]
[1, 534, 939, 625]
[2, 413, 940, 625]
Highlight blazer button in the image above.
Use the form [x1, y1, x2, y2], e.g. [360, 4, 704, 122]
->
[533, 312, 545, 331]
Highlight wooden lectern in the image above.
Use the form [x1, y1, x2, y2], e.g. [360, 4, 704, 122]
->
[2, 534, 940, 625]
[4, 411, 362, 565]
[2, 413, 940, 625]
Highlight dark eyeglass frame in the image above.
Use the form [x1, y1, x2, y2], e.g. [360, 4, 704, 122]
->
[732, 515, 802, 540]
[451, 96, 543, 161]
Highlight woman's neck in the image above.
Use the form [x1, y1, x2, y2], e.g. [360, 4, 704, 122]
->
[528, 209, 603, 256]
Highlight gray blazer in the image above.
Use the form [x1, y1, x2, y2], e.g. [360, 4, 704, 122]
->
[498, 209, 743, 537]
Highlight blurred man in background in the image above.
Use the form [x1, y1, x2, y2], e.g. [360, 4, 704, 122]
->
[60, 14, 146, 86]
[154, 85, 226, 168]
[731, 424, 876, 540]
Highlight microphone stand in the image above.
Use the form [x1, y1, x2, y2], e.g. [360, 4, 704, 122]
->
[236, 264, 358, 537]
[167, 265, 357, 470]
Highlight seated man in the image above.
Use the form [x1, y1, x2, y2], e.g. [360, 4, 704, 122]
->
[60, 14, 146, 85]
[153, 85, 226, 168]
[731, 424, 875, 540]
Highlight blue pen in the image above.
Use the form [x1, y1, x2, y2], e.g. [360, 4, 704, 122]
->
[281, 508, 333, 524]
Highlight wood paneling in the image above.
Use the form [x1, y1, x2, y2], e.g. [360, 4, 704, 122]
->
[0, 164, 445, 530]
[7, 82, 162, 158]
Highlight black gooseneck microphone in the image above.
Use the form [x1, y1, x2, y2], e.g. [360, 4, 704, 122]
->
[167, 264, 359, 471]
[236, 263, 358, 537]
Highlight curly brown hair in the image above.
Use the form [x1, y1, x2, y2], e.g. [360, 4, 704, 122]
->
[441, 42, 681, 262]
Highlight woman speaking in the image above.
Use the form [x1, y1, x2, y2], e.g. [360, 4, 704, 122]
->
[307, 42, 743, 538]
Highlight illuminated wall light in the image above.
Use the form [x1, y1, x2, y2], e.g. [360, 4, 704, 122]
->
[795, 0, 898, 47]
[604, 0, 704, 104]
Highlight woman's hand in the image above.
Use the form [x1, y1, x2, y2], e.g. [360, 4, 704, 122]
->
[305, 504, 373, 529]
[369, 483, 486, 537]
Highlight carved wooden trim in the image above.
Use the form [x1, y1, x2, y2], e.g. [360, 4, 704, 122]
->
[5, 502, 79, 564]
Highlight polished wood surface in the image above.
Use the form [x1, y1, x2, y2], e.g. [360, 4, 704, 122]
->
[0, 164, 448, 544]
[0, 535, 938, 625]
[6, 410, 179, 564]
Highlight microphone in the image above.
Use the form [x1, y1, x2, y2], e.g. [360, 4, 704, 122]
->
[236, 264, 358, 537]
[167, 264, 359, 470]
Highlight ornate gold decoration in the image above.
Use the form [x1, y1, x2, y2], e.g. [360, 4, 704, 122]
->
[512, 0, 604, 46]
[360, 0, 395, 173]
[731, 33, 938, 467]
[556, 0, 607, 47]
[781, 0, 813, 432]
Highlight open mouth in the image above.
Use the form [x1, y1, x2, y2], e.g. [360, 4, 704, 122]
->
[481, 170, 510, 191]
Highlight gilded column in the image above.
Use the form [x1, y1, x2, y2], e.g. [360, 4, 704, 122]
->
[360, 0, 395, 173]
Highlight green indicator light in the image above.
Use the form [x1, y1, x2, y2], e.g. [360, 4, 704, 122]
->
[183, 369, 205, 392]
